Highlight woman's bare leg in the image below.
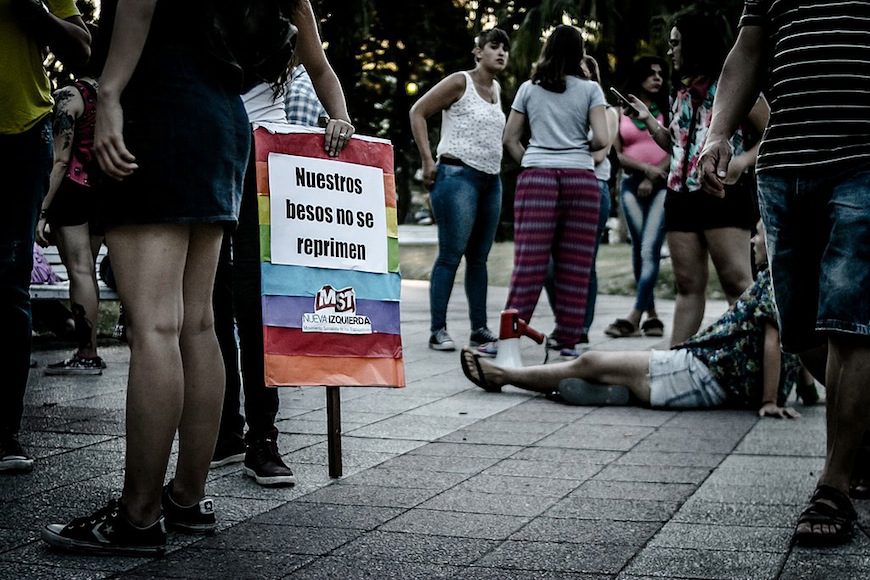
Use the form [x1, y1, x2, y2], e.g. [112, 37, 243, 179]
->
[705, 227, 753, 304]
[667, 231, 709, 345]
[468, 349, 653, 404]
[56, 224, 100, 357]
[106, 224, 189, 526]
[172, 224, 225, 505]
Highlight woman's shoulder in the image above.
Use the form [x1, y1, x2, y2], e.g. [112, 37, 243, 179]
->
[52, 84, 85, 116]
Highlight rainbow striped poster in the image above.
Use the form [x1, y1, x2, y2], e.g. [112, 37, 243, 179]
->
[253, 125, 404, 388]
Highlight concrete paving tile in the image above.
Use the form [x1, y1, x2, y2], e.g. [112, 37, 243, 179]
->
[275, 418, 368, 436]
[132, 548, 312, 579]
[1, 541, 152, 573]
[418, 489, 558, 517]
[0, 562, 110, 579]
[197, 523, 361, 555]
[544, 497, 681, 522]
[293, 409, 399, 425]
[439, 429, 549, 446]
[631, 433, 740, 454]
[572, 480, 697, 502]
[344, 394, 442, 414]
[284, 445, 395, 469]
[716, 455, 824, 472]
[284, 556, 461, 580]
[336, 467, 470, 490]
[378, 509, 529, 539]
[378, 453, 502, 474]
[510, 516, 660, 547]
[53, 418, 125, 436]
[475, 540, 635, 574]
[624, 546, 784, 579]
[332, 436, 425, 454]
[461, 419, 565, 436]
[408, 442, 522, 459]
[0, 528, 36, 554]
[511, 447, 621, 465]
[672, 499, 801, 528]
[455, 567, 608, 580]
[691, 482, 812, 505]
[347, 415, 475, 440]
[661, 410, 757, 431]
[594, 464, 712, 484]
[536, 424, 655, 452]
[252, 503, 403, 529]
[206, 475, 309, 502]
[733, 430, 826, 456]
[17, 431, 115, 450]
[208, 496, 287, 523]
[492, 405, 596, 424]
[406, 398, 527, 420]
[297, 483, 439, 508]
[615, 450, 725, 468]
[332, 530, 498, 565]
[577, 407, 676, 427]
[649, 522, 792, 552]
[779, 550, 870, 579]
[454, 473, 580, 498]
[704, 468, 818, 489]
[482, 459, 603, 481]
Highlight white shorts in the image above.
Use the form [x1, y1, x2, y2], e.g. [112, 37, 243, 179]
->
[648, 349, 727, 409]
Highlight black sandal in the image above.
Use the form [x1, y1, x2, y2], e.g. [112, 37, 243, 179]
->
[641, 318, 664, 337]
[792, 484, 856, 546]
[604, 318, 640, 338]
[460, 347, 501, 393]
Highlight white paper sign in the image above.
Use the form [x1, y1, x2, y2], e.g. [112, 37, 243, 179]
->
[268, 153, 388, 273]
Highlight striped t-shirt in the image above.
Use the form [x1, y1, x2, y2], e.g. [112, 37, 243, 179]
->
[740, 0, 870, 173]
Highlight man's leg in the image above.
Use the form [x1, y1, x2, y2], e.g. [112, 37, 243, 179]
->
[468, 349, 653, 404]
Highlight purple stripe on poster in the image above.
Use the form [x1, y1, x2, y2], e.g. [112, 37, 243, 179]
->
[262, 295, 401, 334]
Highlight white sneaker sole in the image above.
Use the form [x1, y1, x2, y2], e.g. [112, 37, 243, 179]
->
[243, 466, 296, 487]
[209, 452, 246, 469]
[428, 342, 456, 351]
[0, 457, 34, 473]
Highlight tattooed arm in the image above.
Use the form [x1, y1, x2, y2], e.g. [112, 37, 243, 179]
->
[36, 85, 84, 247]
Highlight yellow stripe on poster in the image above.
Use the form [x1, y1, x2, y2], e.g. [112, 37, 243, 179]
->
[386, 207, 398, 238]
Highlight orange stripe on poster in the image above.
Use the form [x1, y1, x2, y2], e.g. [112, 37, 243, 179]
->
[254, 130, 394, 174]
[264, 354, 405, 387]
[256, 161, 269, 195]
[383, 174, 396, 209]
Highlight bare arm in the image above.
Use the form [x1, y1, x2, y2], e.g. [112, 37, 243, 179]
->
[722, 95, 770, 184]
[37, 86, 82, 246]
[11, 0, 90, 67]
[94, 0, 157, 180]
[409, 73, 465, 188]
[588, 105, 608, 151]
[292, 0, 353, 156]
[700, 25, 768, 196]
[502, 110, 526, 165]
[591, 106, 619, 163]
[759, 321, 800, 418]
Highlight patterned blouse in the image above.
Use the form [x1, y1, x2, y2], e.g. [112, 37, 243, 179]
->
[667, 79, 748, 192]
[676, 269, 801, 407]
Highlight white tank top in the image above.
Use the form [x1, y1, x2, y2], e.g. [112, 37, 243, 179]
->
[242, 82, 287, 124]
[436, 71, 505, 175]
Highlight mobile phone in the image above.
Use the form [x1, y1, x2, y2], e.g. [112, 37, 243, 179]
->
[609, 86, 631, 107]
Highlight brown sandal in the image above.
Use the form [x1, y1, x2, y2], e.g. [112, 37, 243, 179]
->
[604, 318, 640, 338]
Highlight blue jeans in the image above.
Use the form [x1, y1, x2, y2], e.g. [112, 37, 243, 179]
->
[757, 168, 870, 353]
[620, 174, 666, 312]
[0, 117, 53, 439]
[544, 178, 611, 334]
[429, 162, 502, 332]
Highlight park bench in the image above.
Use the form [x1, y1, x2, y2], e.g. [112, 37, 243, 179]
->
[29, 245, 119, 301]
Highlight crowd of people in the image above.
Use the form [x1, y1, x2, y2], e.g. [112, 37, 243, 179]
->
[2, 0, 868, 557]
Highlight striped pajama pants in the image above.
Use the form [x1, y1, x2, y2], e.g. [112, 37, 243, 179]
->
[506, 167, 600, 347]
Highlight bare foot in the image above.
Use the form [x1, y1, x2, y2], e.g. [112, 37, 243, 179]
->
[460, 347, 507, 392]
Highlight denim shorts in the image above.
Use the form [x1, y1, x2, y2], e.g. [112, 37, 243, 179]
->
[648, 349, 727, 409]
[756, 169, 870, 352]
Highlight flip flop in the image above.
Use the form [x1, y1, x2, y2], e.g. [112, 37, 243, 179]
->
[460, 347, 501, 393]
[557, 378, 630, 406]
[604, 318, 641, 338]
[641, 318, 664, 337]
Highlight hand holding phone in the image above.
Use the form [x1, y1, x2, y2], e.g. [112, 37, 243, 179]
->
[610, 87, 640, 117]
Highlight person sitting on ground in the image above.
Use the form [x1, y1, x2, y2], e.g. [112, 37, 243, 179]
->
[461, 221, 810, 417]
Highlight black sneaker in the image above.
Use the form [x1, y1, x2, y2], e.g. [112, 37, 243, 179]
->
[209, 436, 246, 468]
[45, 354, 103, 376]
[244, 439, 296, 487]
[41, 499, 166, 556]
[428, 328, 456, 351]
[469, 326, 498, 347]
[162, 480, 216, 535]
[0, 437, 34, 474]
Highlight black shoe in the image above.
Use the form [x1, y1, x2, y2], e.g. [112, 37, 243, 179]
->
[244, 439, 296, 487]
[45, 354, 103, 376]
[428, 328, 456, 351]
[0, 437, 34, 474]
[468, 326, 498, 347]
[41, 499, 166, 556]
[162, 480, 216, 535]
[209, 436, 246, 468]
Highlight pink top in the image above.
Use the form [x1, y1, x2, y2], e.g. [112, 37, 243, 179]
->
[619, 112, 668, 167]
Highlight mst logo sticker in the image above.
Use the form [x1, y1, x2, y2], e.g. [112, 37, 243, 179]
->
[302, 285, 372, 334]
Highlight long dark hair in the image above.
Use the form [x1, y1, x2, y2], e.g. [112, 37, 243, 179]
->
[671, 12, 731, 82]
[624, 56, 668, 115]
[531, 25, 585, 93]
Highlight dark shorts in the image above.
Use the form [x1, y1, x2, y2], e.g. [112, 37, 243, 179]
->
[48, 180, 104, 235]
[99, 48, 249, 227]
[665, 179, 757, 232]
[757, 168, 870, 352]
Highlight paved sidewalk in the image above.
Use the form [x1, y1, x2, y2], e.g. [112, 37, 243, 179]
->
[2, 281, 868, 579]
